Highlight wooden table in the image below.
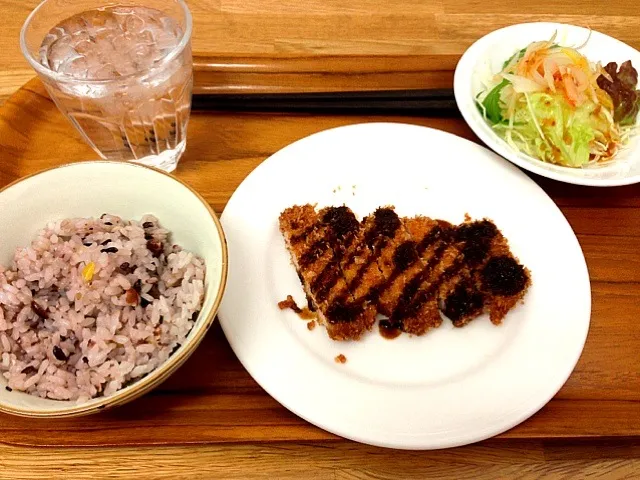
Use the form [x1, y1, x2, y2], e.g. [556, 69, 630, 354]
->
[2, 0, 640, 103]
[0, 76, 639, 478]
[1, 1, 640, 475]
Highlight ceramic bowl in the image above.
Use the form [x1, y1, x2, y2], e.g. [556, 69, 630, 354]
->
[0, 161, 227, 417]
[454, 22, 640, 186]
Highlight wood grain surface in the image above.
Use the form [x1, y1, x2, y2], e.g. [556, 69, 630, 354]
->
[3, 0, 640, 101]
[1, 0, 640, 474]
[0, 78, 639, 477]
[1, 439, 640, 479]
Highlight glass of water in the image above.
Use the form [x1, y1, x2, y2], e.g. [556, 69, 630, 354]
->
[20, 0, 193, 172]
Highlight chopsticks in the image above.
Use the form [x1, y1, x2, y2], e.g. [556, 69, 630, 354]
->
[191, 89, 459, 116]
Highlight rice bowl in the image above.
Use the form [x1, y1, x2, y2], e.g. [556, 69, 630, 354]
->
[1, 214, 205, 402]
[0, 161, 227, 417]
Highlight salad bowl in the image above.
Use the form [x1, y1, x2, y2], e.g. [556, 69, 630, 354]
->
[454, 22, 640, 186]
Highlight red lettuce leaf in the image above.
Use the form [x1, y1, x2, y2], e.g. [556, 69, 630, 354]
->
[597, 60, 640, 126]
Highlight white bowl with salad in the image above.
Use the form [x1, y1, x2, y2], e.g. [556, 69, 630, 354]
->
[454, 22, 640, 186]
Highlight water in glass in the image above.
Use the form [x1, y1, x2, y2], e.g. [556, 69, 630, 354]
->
[37, 5, 192, 171]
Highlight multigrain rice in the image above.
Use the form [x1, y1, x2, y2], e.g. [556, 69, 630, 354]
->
[0, 214, 205, 402]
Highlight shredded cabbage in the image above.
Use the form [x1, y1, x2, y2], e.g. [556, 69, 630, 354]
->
[476, 33, 637, 168]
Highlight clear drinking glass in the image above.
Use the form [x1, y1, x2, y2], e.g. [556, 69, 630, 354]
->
[20, 0, 193, 172]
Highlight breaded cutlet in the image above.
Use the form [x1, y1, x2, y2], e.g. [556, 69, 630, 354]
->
[359, 207, 413, 317]
[280, 205, 531, 341]
[323, 210, 382, 335]
[279, 205, 376, 340]
[387, 218, 462, 335]
[315, 206, 377, 340]
[278, 204, 318, 310]
[440, 219, 531, 327]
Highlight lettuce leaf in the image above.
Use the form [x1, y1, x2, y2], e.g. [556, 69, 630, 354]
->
[528, 93, 594, 167]
[493, 93, 595, 167]
[477, 79, 510, 124]
[597, 61, 640, 126]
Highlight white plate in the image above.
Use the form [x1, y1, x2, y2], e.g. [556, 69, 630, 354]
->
[218, 123, 591, 449]
[454, 22, 640, 187]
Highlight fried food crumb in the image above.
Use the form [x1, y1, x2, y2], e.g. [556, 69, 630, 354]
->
[334, 354, 347, 364]
[464, 212, 472, 222]
[278, 295, 316, 320]
[307, 320, 316, 331]
[299, 308, 316, 320]
[278, 295, 301, 313]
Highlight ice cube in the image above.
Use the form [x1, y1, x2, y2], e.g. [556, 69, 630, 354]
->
[89, 63, 119, 80]
[116, 61, 138, 77]
[39, 5, 183, 79]
[60, 56, 89, 78]
[132, 43, 151, 60]
[138, 30, 155, 46]
[74, 39, 95, 55]
[124, 14, 145, 34]
[111, 32, 137, 56]
[47, 38, 78, 72]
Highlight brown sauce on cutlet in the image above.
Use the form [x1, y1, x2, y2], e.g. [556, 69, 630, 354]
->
[393, 254, 467, 324]
[456, 220, 498, 265]
[393, 241, 418, 271]
[325, 301, 364, 324]
[312, 244, 350, 302]
[399, 221, 503, 325]
[418, 225, 448, 252]
[344, 208, 401, 292]
[364, 208, 400, 248]
[456, 219, 497, 242]
[481, 256, 528, 296]
[442, 282, 485, 323]
[324, 219, 500, 329]
[368, 225, 445, 305]
[310, 207, 360, 302]
[326, 219, 450, 328]
[298, 209, 358, 275]
[322, 206, 359, 239]
[299, 239, 331, 268]
[379, 319, 402, 339]
[389, 241, 449, 321]
[284, 206, 530, 338]
[345, 238, 389, 295]
[323, 208, 402, 320]
[395, 221, 499, 324]
[292, 206, 365, 324]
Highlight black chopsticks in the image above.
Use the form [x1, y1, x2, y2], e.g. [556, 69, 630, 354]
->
[191, 89, 459, 116]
